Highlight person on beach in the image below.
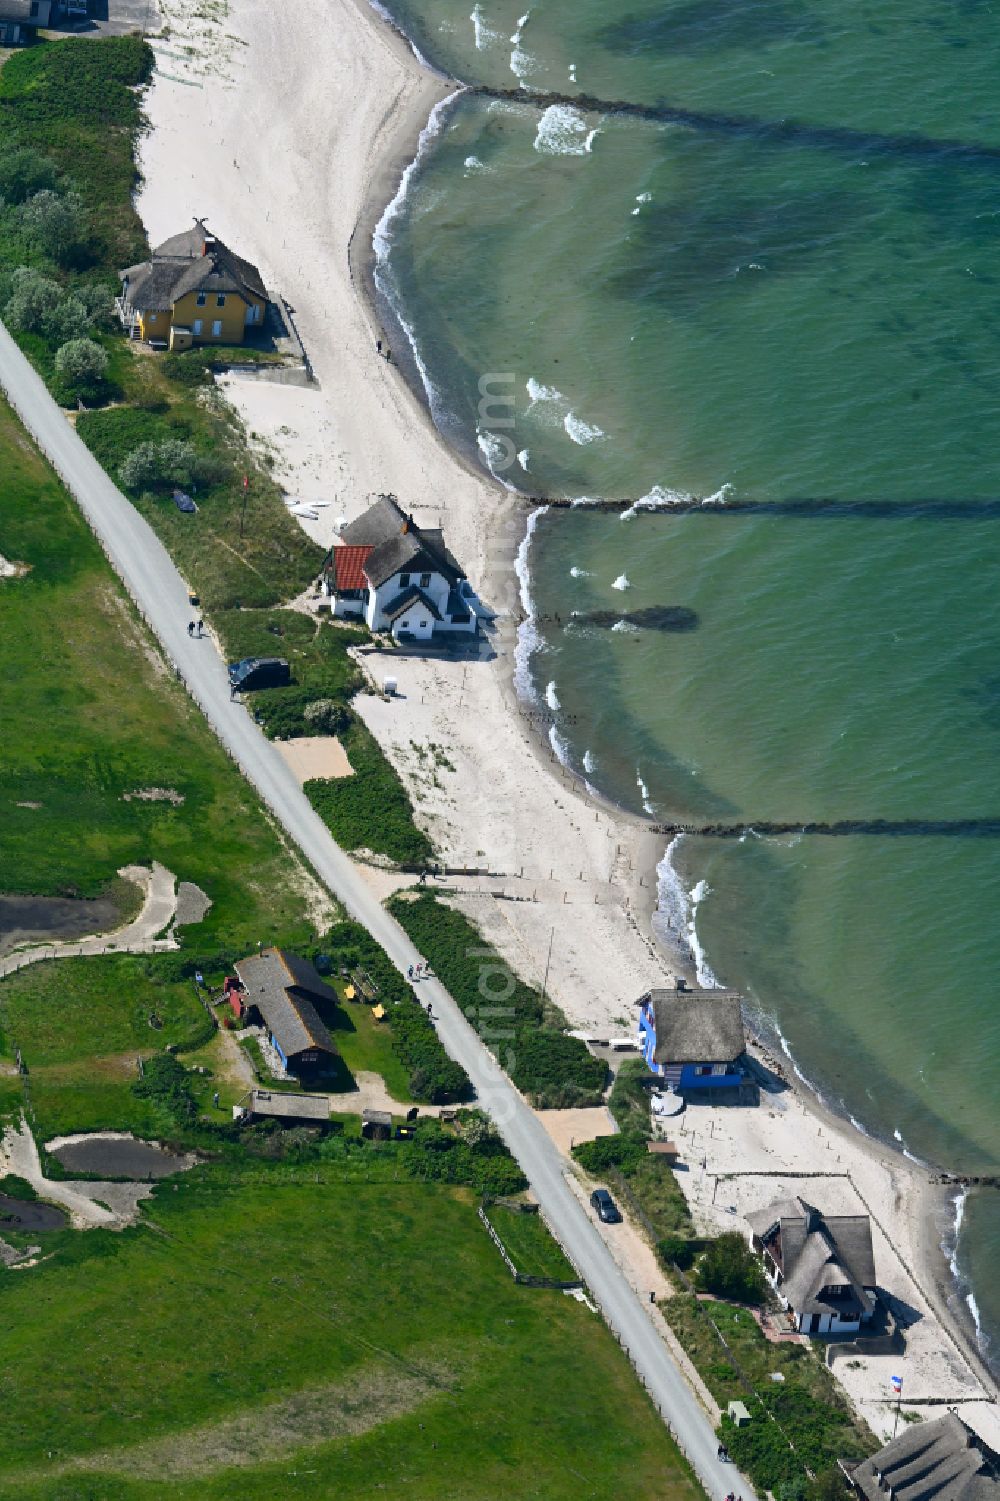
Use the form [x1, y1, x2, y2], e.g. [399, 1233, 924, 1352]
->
[376, 338, 383, 356]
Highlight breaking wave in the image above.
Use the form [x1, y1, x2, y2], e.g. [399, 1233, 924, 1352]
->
[564, 411, 606, 444]
[534, 104, 600, 155]
[513, 505, 549, 700]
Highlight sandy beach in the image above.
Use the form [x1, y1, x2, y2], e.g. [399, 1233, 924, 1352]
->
[137, 0, 998, 1443]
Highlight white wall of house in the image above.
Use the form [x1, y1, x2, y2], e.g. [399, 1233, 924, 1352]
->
[325, 566, 478, 637]
[369, 570, 451, 632]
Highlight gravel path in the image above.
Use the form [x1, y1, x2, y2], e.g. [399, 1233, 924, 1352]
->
[0, 319, 755, 1499]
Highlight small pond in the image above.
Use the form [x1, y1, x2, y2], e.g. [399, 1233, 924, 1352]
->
[0, 892, 120, 956]
[48, 1135, 190, 1181]
[0, 1196, 67, 1231]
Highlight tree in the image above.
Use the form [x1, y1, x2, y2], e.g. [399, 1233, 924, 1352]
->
[19, 189, 88, 267]
[696, 1231, 767, 1304]
[54, 338, 109, 393]
[48, 296, 91, 345]
[0, 145, 58, 206]
[4, 267, 62, 334]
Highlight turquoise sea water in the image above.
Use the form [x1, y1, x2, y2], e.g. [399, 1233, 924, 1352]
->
[373, 0, 1000, 1364]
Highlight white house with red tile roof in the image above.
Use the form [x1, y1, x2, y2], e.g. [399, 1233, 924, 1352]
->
[322, 495, 480, 643]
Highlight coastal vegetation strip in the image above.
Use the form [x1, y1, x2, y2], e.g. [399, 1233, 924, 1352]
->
[387, 890, 608, 1107]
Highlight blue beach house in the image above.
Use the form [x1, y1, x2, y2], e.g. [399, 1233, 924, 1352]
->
[636, 986, 746, 1090]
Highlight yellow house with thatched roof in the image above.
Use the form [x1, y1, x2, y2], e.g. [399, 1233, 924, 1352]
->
[116, 219, 267, 349]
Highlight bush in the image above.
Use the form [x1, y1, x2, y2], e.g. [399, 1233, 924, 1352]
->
[0, 1173, 38, 1201]
[54, 336, 108, 392]
[20, 189, 88, 267]
[304, 698, 351, 735]
[406, 1118, 527, 1196]
[391, 1002, 472, 1104]
[0, 143, 58, 206]
[696, 1231, 767, 1304]
[573, 1132, 648, 1177]
[4, 267, 61, 334]
[387, 893, 605, 1105]
[131, 1052, 197, 1125]
[306, 721, 433, 866]
[658, 1233, 699, 1271]
[119, 438, 225, 494]
[48, 296, 91, 344]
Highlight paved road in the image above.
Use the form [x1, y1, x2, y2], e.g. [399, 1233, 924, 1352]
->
[0, 322, 753, 1501]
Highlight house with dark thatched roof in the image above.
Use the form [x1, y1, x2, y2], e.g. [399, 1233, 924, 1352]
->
[745, 1194, 877, 1335]
[847, 1411, 999, 1501]
[233, 948, 338, 1078]
[636, 986, 746, 1090]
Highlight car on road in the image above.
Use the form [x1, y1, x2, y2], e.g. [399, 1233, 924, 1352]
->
[590, 1188, 622, 1224]
[227, 657, 291, 692]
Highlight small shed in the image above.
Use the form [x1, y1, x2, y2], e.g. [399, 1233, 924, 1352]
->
[727, 1401, 751, 1427]
[646, 1140, 679, 1161]
[236, 1089, 331, 1126]
[361, 1109, 392, 1141]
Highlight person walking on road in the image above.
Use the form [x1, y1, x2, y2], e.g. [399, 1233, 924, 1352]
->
[187, 620, 194, 637]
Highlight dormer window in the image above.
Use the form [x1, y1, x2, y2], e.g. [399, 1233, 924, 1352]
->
[399, 573, 410, 587]
[216, 294, 226, 307]
[196, 292, 207, 307]
[420, 572, 431, 588]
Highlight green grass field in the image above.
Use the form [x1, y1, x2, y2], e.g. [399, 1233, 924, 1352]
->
[0, 397, 319, 949]
[0, 954, 215, 1140]
[0, 1162, 705, 1501]
[486, 1204, 578, 1282]
[327, 997, 414, 1102]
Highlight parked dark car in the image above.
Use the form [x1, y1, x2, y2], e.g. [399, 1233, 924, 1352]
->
[590, 1188, 622, 1224]
[227, 657, 291, 692]
[172, 489, 197, 513]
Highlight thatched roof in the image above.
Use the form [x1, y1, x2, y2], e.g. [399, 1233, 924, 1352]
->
[748, 1195, 876, 1319]
[641, 989, 745, 1063]
[339, 495, 464, 587]
[121, 219, 266, 313]
[850, 1413, 1000, 1501]
[235, 949, 337, 1061]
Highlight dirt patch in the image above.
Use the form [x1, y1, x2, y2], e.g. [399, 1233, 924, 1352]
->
[0, 1195, 67, 1231]
[0, 555, 30, 579]
[46, 1135, 193, 1181]
[122, 787, 185, 806]
[276, 735, 353, 784]
[174, 881, 211, 928]
[100, 586, 169, 679]
[0, 892, 121, 957]
[71, 1354, 458, 1480]
[15, 800, 42, 809]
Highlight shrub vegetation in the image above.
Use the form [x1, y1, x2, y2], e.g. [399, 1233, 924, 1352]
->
[387, 892, 606, 1106]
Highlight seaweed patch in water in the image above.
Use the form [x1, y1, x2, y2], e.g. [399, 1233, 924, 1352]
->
[577, 606, 699, 631]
